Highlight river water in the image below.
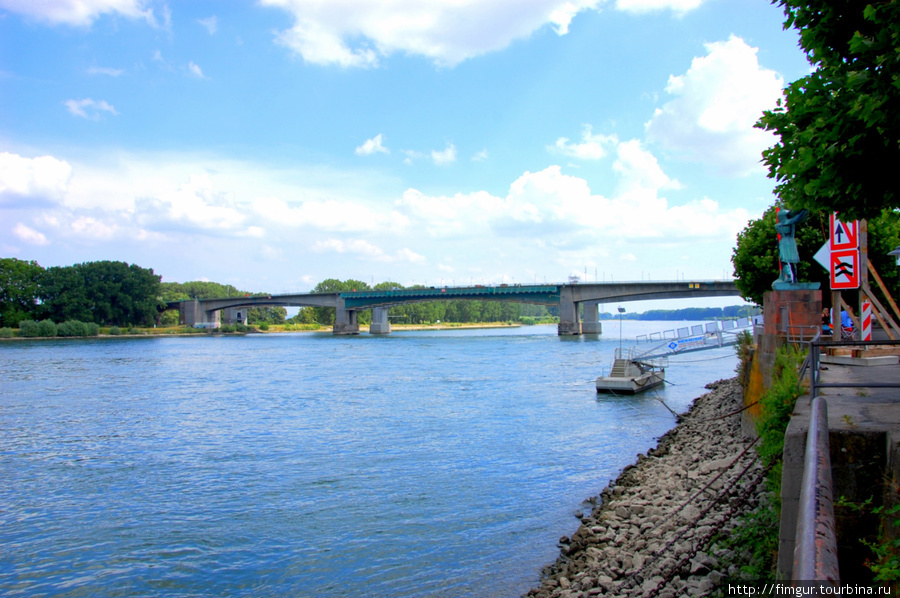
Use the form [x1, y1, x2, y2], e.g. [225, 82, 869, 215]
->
[1, 322, 737, 597]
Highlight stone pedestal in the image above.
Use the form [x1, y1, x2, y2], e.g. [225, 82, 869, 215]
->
[763, 289, 822, 340]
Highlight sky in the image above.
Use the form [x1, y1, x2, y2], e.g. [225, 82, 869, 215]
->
[0, 0, 812, 310]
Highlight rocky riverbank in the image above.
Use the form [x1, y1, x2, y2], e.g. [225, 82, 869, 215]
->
[526, 377, 768, 598]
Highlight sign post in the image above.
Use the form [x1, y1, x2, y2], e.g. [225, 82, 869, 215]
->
[828, 214, 860, 339]
[829, 214, 860, 290]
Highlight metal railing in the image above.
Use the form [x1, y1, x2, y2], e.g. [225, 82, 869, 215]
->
[793, 335, 900, 585]
[793, 396, 840, 586]
[806, 338, 900, 400]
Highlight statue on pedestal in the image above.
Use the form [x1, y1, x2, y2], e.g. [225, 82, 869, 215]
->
[772, 207, 821, 290]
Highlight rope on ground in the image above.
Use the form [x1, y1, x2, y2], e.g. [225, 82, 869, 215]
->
[659, 437, 759, 524]
[682, 400, 759, 425]
[617, 446, 763, 594]
[638, 460, 774, 598]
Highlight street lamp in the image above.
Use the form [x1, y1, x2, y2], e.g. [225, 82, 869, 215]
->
[889, 246, 900, 267]
[618, 307, 625, 356]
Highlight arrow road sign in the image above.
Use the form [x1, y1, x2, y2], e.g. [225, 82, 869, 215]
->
[830, 214, 859, 250]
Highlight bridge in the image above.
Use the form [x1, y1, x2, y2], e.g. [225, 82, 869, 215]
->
[169, 280, 741, 336]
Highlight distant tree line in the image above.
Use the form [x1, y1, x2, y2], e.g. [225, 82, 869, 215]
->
[1, 259, 754, 331]
[288, 279, 557, 326]
[604, 305, 761, 321]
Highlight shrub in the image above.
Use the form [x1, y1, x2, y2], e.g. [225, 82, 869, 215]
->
[18, 320, 41, 337]
[38, 319, 58, 337]
[108, 326, 122, 335]
[58, 320, 87, 337]
[259, 322, 269, 331]
[128, 327, 142, 335]
[86, 322, 99, 336]
[220, 324, 236, 333]
[0, 327, 15, 338]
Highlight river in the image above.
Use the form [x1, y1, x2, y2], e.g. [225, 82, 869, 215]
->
[0, 322, 738, 597]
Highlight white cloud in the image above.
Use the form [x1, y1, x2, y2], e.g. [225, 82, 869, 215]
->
[612, 139, 681, 193]
[64, 98, 118, 119]
[0, 152, 72, 201]
[313, 238, 425, 263]
[402, 149, 424, 165]
[0, 0, 163, 27]
[400, 145, 747, 245]
[356, 134, 390, 156]
[12, 223, 49, 245]
[472, 149, 489, 162]
[615, 0, 704, 14]
[645, 35, 784, 176]
[252, 196, 407, 233]
[187, 61, 206, 78]
[87, 66, 124, 76]
[551, 125, 617, 160]
[145, 174, 246, 232]
[259, 0, 610, 68]
[431, 144, 457, 166]
[198, 15, 217, 34]
[259, 0, 710, 68]
[70, 216, 118, 239]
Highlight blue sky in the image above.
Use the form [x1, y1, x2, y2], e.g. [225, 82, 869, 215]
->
[1, 0, 811, 308]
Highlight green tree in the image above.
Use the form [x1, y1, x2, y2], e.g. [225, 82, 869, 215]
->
[757, 0, 900, 220]
[0, 258, 44, 327]
[310, 279, 372, 325]
[39, 265, 91, 323]
[40, 261, 162, 326]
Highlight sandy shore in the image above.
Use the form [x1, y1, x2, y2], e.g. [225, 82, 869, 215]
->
[525, 377, 767, 598]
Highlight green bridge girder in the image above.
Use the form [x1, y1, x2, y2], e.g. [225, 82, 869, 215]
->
[340, 285, 561, 309]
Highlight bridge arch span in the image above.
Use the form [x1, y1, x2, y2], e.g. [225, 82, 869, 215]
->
[169, 280, 742, 336]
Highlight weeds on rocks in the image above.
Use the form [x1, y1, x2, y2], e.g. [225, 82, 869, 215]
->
[717, 344, 807, 584]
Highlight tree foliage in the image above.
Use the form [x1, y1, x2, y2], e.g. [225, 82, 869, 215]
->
[40, 261, 163, 326]
[757, 0, 900, 219]
[0, 258, 43, 327]
[732, 205, 900, 305]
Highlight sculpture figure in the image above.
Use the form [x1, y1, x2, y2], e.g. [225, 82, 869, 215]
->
[774, 208, 808, 285]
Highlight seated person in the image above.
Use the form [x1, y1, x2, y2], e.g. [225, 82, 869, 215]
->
[822, 308, 833, 334]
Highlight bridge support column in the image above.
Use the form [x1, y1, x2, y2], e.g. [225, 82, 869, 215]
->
[369, 307, 391, 334]
[333, 298, 360, 335]
[179, 299, 220, 328]
[557, 288, 581, 335]
[581, 302, 602, 334]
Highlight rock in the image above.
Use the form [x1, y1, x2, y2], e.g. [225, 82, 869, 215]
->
[525, 378, 764, 598]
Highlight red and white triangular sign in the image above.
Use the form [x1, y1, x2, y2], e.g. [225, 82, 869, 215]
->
[830, 213, 859, 250]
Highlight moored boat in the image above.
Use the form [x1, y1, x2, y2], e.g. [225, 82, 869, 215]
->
[596, 350, 666, 394]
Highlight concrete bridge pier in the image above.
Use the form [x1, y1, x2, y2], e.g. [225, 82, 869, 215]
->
[178, 299, 220, 328]
[369, 307, 391, 334]
[333, 298, 360, 335]
[581, 302, 602, 334]
[557, 288, 581, 335]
